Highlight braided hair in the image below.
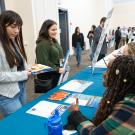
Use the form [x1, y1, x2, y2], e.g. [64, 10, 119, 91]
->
[93, 56, 135, 126]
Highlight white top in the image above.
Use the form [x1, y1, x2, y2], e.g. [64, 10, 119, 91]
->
[0, 42, 28, 98]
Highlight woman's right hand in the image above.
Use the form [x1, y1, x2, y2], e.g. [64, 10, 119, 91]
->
[26, 69, 32, 76]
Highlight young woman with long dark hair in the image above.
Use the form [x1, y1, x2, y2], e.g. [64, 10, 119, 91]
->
[72, 27, 84, 67]
[0, 10, 31, 117]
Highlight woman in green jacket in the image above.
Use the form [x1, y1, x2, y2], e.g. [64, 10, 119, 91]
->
[36, 19, 64, 90]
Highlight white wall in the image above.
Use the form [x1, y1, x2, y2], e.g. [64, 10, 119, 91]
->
[31, 0, 59, 40]
[111, 1, 135, 28]
[5, 0, 36, 64]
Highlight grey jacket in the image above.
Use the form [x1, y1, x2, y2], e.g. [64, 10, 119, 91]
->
[0, 42, 28, 98]
[93, 26, 107, 55]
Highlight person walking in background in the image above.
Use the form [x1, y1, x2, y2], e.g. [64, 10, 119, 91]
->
[87, 25, 96, 47]
[72, 27, 84, 67]
[115, 27, 121, 50]
[126, 27, 132, 43]
[120, 27, 128, 46]
[65, 56, 135, 135]
[87, 25, 96, 61]
[36, 19, 64, 89]
[0, 10, 31, 117]
[93, 17, 107, 61]
[131, 27, 135, 42]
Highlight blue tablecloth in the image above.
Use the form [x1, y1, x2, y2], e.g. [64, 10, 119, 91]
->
[0, 67, 106, 135]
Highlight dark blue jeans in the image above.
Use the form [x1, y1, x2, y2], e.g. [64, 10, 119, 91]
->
[75, 43, 82, 65]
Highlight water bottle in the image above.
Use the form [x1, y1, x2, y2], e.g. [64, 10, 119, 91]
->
[47, 109, 63, 135]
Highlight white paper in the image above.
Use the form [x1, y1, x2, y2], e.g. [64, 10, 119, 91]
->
[63, 130, 77, 135]
[26, 101, 66, 118]
[64, 97, 88, 106]
[64, 94, 102, 108]
[60, 80, 93, 93]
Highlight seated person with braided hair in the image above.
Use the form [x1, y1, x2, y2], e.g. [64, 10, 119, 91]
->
[65, 56, 135, 135]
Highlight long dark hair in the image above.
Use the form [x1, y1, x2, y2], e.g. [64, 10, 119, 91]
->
[100, 17, 106, 24]
[36, 19, 57, 43]
[93, 56, 135, 126]
[91, 25, 96, 31]
[74, 27, 80, 35]
[0, 10, 27, 68]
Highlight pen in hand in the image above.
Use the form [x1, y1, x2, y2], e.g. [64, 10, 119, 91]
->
[68, 98, 79, 112]
[76, 98, 79, 105]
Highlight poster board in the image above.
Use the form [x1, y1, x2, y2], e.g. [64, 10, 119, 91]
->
[91, 8, 114, 74]
[58, 50, 70, 85]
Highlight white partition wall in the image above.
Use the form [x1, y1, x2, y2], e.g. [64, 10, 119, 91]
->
[111, 1, 135, 28]
[31, 0, 59, 39]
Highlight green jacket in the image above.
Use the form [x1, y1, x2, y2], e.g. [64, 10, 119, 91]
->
[36, 39, 63, 70]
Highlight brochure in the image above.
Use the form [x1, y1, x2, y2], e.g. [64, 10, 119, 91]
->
[29, 64, 53, 75]
[48, 90, 70, 101]
[64, 93, 102, 108]
[63, 130, 77, 135]
[26, 101, 68, 118]
[60, 80, 93, 93]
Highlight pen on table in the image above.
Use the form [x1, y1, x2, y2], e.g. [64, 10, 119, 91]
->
[76, 98, 79, 105]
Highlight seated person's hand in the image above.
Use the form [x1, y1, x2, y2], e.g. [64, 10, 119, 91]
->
[68, 104, 79, 112]
[64, 98, 90, 130]
[68, 98, 79, 112]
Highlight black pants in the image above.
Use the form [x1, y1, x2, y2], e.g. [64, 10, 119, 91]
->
[115, 40, 120, 50]
[97, 54, 105, 61]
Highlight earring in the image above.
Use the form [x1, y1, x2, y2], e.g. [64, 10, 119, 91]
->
[115, 69, 119, 75]
[123, 79, 127, 83]
[107, 101, 110, 104]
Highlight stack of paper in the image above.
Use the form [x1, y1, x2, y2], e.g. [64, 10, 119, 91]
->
[26, 101, 67, 118]
[60, 80, 93, 93]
